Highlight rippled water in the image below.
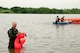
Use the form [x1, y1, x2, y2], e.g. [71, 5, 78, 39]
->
[0, 14, 80, 53]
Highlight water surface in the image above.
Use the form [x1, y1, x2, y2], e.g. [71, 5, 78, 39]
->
[0, 14, 80, 53]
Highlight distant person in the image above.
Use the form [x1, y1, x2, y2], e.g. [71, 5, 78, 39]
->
[8, 22, 18, 48]
[55, 16, 60, 24]
[61, 16, 65, 22]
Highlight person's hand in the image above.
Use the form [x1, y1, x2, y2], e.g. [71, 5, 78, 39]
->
[25, 34, 27, 37]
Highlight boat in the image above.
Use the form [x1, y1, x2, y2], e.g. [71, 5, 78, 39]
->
[53, 22, 72, 25]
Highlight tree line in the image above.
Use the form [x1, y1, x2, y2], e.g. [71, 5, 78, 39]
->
[0, 6, 80, 14]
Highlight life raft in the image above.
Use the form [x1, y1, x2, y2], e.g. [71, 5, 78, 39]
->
[64, 18, 80, 24]
[14, 32, 26, 49]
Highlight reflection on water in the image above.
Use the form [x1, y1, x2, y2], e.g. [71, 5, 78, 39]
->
[8, 48, 25, 53]
[8, 48, 14, 53]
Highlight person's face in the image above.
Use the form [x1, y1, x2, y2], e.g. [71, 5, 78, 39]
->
[12, 22, 17, 28]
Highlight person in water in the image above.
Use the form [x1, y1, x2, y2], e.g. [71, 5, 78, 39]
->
[8, 22, 18, 48]
[55, 16, 60, 24]
[61, 16, 64, 22]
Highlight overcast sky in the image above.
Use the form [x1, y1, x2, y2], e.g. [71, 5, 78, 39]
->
[0, 0, 80, 9]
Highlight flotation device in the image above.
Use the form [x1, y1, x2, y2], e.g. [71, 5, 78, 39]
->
[14, 32, 26, 49]
[64, 18, 80, 24]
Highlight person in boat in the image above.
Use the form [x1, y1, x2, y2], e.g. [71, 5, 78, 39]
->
[7, 22, 18, 48]
[61, 16, 65, 22]
[55, 16, 60, 24]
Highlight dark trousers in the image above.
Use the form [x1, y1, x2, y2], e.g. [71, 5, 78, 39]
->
[55, 21, 58, 24]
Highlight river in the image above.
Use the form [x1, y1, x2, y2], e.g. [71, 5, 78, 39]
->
[0, 14, 80, 53]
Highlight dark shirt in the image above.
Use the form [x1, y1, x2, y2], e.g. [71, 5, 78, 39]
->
[8, 27, 18, 48]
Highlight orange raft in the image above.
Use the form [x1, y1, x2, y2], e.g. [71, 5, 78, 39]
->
[14, 32, 26, 49]
[64, 18, 80, 24]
